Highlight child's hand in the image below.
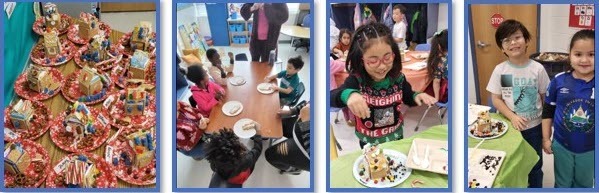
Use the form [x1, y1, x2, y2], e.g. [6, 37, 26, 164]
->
[508, 114, 528, 131]
[415, 93, 438, 107]
[542, 139, 553, 154]
[199, 117, 209, 130]
[264, 76, 273, 82]
[347, 93, 370, 119]
[298, 104, 310, 122]
[272, 85, 280, 91]
[215, 92, 224, 101]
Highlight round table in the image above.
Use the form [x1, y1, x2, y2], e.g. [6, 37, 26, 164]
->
[330, 125, 449, 188]
[467, 113, 539, 188]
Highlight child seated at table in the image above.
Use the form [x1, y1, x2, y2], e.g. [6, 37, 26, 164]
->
[486, 19, 550, 188]
[330, 22, 437, 148]
[542, 29, 594, 188]
[206, 48, 233, 86]
[332, 29, 352, 59]
[265, 56, 304, 105]
[187, 65, 226, 117]
[424, 29, 448, 103]
[176, 101, 210, 160]
[205, 129, 263, 187]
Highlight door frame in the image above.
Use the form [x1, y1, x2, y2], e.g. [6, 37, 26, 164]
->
[467, 4, 541, 104]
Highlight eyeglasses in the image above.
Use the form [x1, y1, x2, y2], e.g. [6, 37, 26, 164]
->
[501, 35, 524, 45]
[363, 53, 394, 67]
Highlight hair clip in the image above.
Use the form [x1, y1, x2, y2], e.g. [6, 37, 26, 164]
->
[434, 30, 444, 36]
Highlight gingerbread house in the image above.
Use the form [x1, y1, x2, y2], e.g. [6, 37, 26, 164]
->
[127, 130, 154, 168]
[43, 3, 61, 29]
[475, 110, 492, 134]
[362, 143, 389, 180]
[27, 65, 54, 93]
[129, 50, 151, 80]
[78, 66, 105, 96]
[4, 142, 31, 175]
[9, 100, 34, 130]
[64, 102, 96, 141]
[83, 35, 111, 63]
[64, 156, 100, 188]
[43, 29, 61, 58]
[78, 13, 100, 40]
[130, 21, 153, 51]
[125, 87, 149, 116]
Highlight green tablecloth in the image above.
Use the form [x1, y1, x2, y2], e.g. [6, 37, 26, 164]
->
[468, 113, 539, 188]
[330, 125, 449, 188]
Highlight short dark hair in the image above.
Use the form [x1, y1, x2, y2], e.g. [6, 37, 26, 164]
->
[494, 19, 531, 50]
[185, 65, 208, 85]
[206, 48, 218, 60]
[288, 56, 304, 69]
[393, 4, 406, 14]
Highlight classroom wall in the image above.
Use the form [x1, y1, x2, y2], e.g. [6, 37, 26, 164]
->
[539, 4, 586, 53]
[437, 3, 448, 31]
[467, 32, 477, 104]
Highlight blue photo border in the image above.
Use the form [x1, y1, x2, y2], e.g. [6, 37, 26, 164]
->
[0, 0, 161, 192]
[326, 0, 453, 192]
[464, 0, 598, 191]
[171, 0, 315, 192]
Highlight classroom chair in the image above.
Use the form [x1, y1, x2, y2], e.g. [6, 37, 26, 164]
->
[285, 82, 305, 106]
[235, 53, 248, 61]
[414, 102, 447, 131]
[415, 43, 431, 51]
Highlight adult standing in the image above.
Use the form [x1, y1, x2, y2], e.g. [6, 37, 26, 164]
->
[240, 3, 289, 62]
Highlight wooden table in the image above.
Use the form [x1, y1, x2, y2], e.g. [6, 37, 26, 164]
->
[280, 25, 310, 39]
[206, 61, 283, 138]
[333, 51, 431, 92]
[9, 30, 155, 188]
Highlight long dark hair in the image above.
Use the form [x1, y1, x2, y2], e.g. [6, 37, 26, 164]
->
[427, 29, 448, 79]
[346, 22, 402, 83]
[568, 29, 594, 72]
[338, 28, 352, 45]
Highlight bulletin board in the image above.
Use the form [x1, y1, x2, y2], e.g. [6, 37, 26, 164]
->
[569, 4, 594, 29]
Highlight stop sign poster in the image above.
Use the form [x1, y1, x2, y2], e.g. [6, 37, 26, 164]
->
[569, 4, 594, 29]
[491, 13, 504, 28]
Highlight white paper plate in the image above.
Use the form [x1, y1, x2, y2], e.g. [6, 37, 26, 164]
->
[468, 120, 508, 140]
[233, 118, 258, 139]
[352, 149, 412, 188]
[222, 101, 243, 116]
[229, 76, 246, 86]
[257, 83, 275, 94]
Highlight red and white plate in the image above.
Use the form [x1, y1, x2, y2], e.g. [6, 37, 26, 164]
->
[4, 101, 52, 142]
[74, 44, 123, 71]
[107, 93, 156, 131]
[14, 67, 63, 101]
[49, 108, 111, 153]
[61, 69, 116, 105]
[30, 38, 77, 67]
[4, 140, 50, 188]
[105, 129, 156, 185]
[117, 32, 157, 58]
[46, 153, 117, 188]
[67, 22, 112, 45]
[111, 58, 157, 89]
[32, 13, 72, 35]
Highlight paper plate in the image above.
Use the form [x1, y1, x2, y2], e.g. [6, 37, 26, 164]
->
[353, 149, 412, 188]
[117, 32, 157, 58]
[229, 76, 246, 86]
[3, 140, 50, 188]
[74, 44, 123, 71]
[4, 101, 52, 142]
[14, 67, 63, 101]
[105, 129, 156, 185]
[46, 153, 117, 188]
[257, 83, 275, 94]
[49, 108, 111, 153]
[61, 69, 115, 105]
[222, 101, 243, 116]
[32, 13, 72, 35]
[111, 58, 157, 89]
[468, 120, 508, 140]
[30, 38, 76, 67]
[107, 93, 157, 131]
[233, 118, 258, 139]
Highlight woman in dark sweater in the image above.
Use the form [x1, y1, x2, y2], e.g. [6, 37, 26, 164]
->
[240, 3, 289, 62]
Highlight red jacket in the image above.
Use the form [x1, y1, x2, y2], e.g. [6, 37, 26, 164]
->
[176, 102, 205, 151]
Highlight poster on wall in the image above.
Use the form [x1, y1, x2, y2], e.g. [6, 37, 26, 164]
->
[228, 3, 243, 19]
[569, 4, 594, 29]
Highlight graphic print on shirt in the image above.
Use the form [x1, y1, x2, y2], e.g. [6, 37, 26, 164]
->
[501, 74, 539, 120]
[562, 98, 595, 133]
[374, 106, 395, 128]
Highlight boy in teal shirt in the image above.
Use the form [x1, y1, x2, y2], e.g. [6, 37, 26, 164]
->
[265, 56, 304, 105]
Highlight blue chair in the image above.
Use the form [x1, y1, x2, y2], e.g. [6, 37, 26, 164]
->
[329, 107, 343, 151]
[414, 102, 447, 131]
[415, 43, 431, 51]
[235, 53, 248, 61]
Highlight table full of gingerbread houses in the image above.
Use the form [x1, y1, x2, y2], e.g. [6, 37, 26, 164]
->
[4, 3, 157, 188]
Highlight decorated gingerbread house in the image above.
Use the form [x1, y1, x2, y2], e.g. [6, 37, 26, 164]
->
[126, 130, 154, 168]
[9, 99, 35, 130]
[78, 66, 106, 96]
[43, 29, 61, 58]
[130, 21, 153, 51]
[27, 65, 55, 93]
[64, 155, 100, 188]
[475, 110, 492, 134]
[43, 3, 61, 29]
[83, 35, 111, 63]
[362, 143, 389, 180]
[125, 87, 149, 116]
[129, 50, 151, 80]
[78, 13, 100, 40]
[4, 142, 31, 175]
[64, 102, 96, 142]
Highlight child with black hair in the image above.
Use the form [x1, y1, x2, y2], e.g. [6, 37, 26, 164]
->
[187, 65, 225, 117]
[542, 29, 594, 188]
[332, 29, 352, 58]
[205, 129, 263, 187]
[206, 48, 233, 86]
[392, 4, 408, 50]
[426, 29, 449, 102]
[486, 19, 550, 187]
[265, 56, 304, 105]
[330, 22, 437, 147]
